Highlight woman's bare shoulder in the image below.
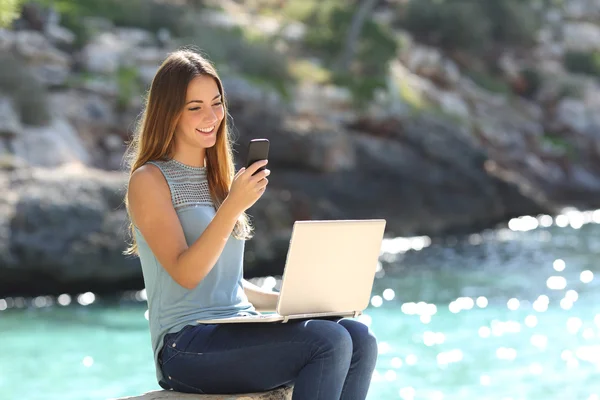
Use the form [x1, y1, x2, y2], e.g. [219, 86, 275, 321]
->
[129, 163, 167, 193]
[127, 163, 172, 219]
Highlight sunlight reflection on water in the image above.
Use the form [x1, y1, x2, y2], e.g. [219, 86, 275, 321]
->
[2, 208, 600, 399]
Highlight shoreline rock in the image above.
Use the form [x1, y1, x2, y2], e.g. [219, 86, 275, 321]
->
[2, 2, 600, 296]
[110, 387, 292, 400]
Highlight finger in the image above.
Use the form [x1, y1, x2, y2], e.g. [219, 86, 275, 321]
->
[256, 178, 269, 190]
[235, 167, 246, 178]
[246, 159, 268, 176]
[250, 168, 270, 184]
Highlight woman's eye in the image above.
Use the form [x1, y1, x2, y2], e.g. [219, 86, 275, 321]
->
[189, 103, 221, 111]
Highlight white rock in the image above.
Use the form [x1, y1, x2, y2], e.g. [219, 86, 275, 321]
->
[306, 127, 356, 172]
[82, 29, 162, 76]
[563, 0, 600, 20]
[388, 59, 432, 108]
[556, 98, 588, 134]
[13, 30, 70, 66]
[281, 21, 306, 42]
[129, 47, 166, 65]
[0, 28, 15, 52]
[45, 24, 75, 46]
[254, 16, 281, 36]
[404, 44, 461, 87]
[12, 30, 71, 85]
[80, 78, 120, 98]
[406, 45, 441, 75]
[115, 28, 155, 47]
[138, 65, 160, 86]
[49, 91, 116, 126]
[293, 82, 355, 124]
[32, 63, 70, 86]
[121, 47, 165, 85]
[571, 164, 600, 189]
[197, 10, 238, 29]
[0, 97, 22, 137]
[545, 8, 563, 24]
[499, 52, 521, 79]
[82, 16, 114, 33]
[537, 28, 554, 45]
[583, 81, 600, 109]
[103, 134, 124, 152]
[564, 1, 587, 19]
[12, 118, 91, 167]
[437, 91, 471, 120]
[157, 28, 171, 45]
[223, 75, 281, 105]
[443, 60, 461, 86]
[535, 42, 565, 60]
[81, 32, 126, 74]
[563, 22, 600, 52]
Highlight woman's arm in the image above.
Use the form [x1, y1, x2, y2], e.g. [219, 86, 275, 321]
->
[128, 164, 241, 290]
[128, 160, 269, 290]
[242, 279, 279, 312]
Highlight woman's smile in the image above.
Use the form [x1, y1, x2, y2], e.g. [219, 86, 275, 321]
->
[196, 125, 216, 135]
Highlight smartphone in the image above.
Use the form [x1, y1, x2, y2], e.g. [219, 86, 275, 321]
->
[245, 138, 270, 175]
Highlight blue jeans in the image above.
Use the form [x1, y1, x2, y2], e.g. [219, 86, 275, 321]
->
[159, 318, 378, 400]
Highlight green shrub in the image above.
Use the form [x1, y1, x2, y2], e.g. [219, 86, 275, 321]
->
[289, 59, 331, 84]
[465, 70, 512, 95]
[542, 134, 577, 160]
[0, 53, 50, 125]
[401, 0, 539, 52]
[28, 0, 193, 47]
[558, 79, 585, 98]
[176, 26, 292, 98]
[332, 73, 388, 107]
[519, 67, 543, 99]
[282, 0, 319, 21]
[284, 0, 397, 102]
[564, 51, 600, 76]
[116, 66, 142, 111]
[292, 0, 397, 71]
[402, 0, 490, 51]
[0, 0, 22, 28]
[482, 1, 538, 46]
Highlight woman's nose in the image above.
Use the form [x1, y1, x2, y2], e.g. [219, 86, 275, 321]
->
[204, 110, 218, 125]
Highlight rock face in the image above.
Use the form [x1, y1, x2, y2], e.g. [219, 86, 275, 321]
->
[11, 118, 91, 167]
[2, 2, 600, 295]
[0, 165, 140, 295]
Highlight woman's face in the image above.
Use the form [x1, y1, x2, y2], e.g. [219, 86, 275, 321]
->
[174, 74, 225, 151]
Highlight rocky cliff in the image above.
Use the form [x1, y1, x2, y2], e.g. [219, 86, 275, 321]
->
[1, 1, 599, 295]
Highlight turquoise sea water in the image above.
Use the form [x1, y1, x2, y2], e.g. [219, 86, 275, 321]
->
[2, 211, 600, 400]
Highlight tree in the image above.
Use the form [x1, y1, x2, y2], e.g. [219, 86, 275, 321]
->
[334, 0, 381, 72]
[0, 0, 22, 28]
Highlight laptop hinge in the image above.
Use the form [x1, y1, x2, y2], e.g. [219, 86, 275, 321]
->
[353, 311, 361, 318]
[282, 315, 290, 323]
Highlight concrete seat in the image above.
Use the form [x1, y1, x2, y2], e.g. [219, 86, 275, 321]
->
[111, 386, 293, 400]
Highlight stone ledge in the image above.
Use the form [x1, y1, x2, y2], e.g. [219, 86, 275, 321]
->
[110, 387, 293, 400]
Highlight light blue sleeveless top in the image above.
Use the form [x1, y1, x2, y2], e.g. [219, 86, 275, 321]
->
[133, 158, 258, 385]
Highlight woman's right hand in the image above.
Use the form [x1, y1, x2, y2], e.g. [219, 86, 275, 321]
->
[225, 160, 270, 214]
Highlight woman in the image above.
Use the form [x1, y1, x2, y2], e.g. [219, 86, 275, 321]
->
[125, 48, 378, 399]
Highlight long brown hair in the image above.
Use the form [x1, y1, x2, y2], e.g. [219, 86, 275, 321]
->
[123, 48, 253, 255]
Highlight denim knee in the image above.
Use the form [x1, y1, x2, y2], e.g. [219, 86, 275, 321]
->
[303, 320, 353, 369]
[338, 319, 378, 366]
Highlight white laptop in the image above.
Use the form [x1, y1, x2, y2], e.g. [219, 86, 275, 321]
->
[196, 219, 386, 324]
